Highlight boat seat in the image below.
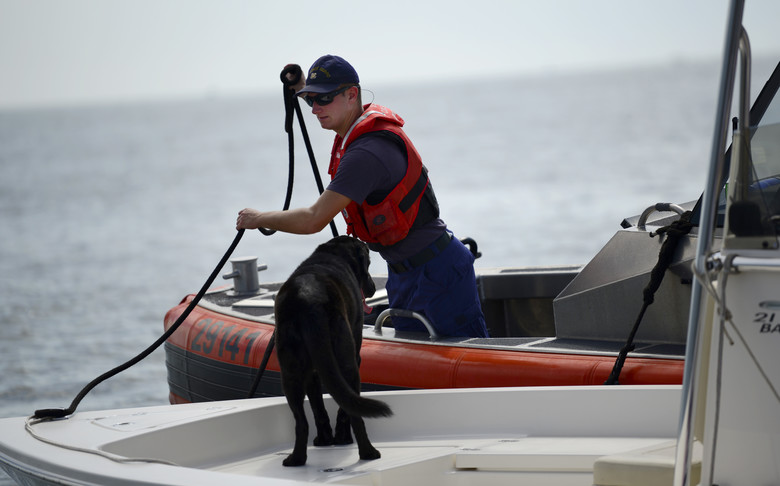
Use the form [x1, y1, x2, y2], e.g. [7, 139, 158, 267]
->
[592, 440, 701, 486]
[477, 267, 579, 337]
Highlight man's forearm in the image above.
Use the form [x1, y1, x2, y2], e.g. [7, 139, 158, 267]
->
[237, 207, 323, 235]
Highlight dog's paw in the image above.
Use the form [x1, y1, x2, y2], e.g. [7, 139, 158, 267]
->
[334, 428, 353, 445]
[359, 447, 381, 461]
[313, 432, 334, 446]
[283, 453, 307, 467]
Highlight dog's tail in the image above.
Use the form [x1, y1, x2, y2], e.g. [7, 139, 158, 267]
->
[305, 329, 392, 419]
[330, 383, 393, 419]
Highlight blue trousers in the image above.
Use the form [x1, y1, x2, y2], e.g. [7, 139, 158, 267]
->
[386, 235, 489, 338]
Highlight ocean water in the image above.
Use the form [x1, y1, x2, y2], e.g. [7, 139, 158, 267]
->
[0, 59, 774, 484]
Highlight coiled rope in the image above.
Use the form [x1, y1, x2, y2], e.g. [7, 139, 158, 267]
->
[259, 64, 338, 238]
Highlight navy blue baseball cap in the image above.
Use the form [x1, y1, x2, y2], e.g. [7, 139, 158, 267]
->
[297, 55, 360, 95]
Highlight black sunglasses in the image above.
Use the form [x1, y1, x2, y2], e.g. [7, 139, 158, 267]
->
[302, 86, 352, 107]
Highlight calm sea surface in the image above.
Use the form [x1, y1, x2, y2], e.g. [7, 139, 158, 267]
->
[0, 59, 775, 484]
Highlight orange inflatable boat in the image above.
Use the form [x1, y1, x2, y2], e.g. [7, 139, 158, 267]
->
[164, 205, 696, 404]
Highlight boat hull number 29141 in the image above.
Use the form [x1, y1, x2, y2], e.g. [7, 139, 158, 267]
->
[190, 318, 264, 365]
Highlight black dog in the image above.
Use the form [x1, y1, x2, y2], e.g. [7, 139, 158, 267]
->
[274, 236, 392, 467]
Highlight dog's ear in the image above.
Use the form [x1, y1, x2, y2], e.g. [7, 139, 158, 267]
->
[325, 236, 375, 298]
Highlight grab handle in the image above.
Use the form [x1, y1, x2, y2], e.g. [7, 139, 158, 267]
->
[373, 308, 439, 340]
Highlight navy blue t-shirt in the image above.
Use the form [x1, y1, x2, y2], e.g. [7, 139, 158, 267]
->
[327, 133, 447, 263]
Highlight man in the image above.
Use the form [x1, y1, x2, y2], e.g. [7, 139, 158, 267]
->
[237, 54, 488, 338]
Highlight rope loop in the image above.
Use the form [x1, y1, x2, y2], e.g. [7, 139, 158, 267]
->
[280, 64, 303, 87]
[280, 64, 302, 135]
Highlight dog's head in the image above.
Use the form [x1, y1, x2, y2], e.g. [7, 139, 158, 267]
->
[320, 236, 375, 298]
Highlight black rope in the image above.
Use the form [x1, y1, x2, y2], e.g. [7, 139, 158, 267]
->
[259, 64, 338, 238]
[247, 333, 275, 398]
[33, 65, 348, 418]
[257, 66, 299, 236]
[248, 64, 341, 397]
[33, 230, 246, 420]
[604, 211, 693, 385]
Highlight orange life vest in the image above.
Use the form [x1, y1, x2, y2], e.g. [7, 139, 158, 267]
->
[328, 104, 432, 246]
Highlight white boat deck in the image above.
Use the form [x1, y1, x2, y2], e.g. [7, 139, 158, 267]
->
[208, 436, 677, 486]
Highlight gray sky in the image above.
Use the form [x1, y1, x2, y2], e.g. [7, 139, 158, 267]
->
[2, 0, 779, 109]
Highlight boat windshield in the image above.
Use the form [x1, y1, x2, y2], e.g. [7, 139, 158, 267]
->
[692, 62, 780, 233]
[726, 63, 780, 241]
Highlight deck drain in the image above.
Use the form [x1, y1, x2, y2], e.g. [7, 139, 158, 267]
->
[321, 467, 344, 473]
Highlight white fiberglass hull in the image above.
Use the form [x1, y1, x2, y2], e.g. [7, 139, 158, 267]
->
[0, 386, 682, 486]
